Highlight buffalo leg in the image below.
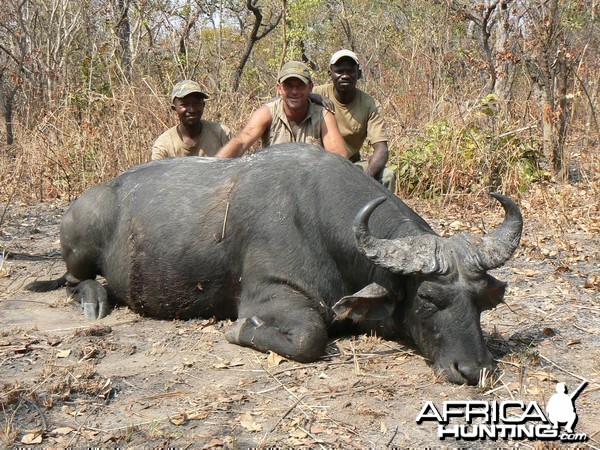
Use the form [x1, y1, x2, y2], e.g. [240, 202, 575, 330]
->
[225, 291, 328, 363]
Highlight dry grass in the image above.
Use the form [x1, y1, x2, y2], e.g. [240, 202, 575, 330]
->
[1, 74, 597, 211]
[0, 83, 266, 210]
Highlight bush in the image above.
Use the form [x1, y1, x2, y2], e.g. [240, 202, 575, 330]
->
[392, 106, 544, 197]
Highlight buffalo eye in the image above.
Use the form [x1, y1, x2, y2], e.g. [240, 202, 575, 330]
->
[417, 282, 452, 311]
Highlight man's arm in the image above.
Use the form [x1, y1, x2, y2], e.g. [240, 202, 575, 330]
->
[151, 134, 173, 160]
[216, 106, 272, 158]
[321, 111, 350, 158]
[365, 141, 389, 177]
[151, 145, 168, 160]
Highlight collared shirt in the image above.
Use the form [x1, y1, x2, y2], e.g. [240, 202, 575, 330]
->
[261, 98, 327, 148]
[312, 83, 387, 159]
[151, 120, 232, 160]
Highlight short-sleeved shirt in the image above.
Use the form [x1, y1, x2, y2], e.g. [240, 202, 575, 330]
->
[312, 84, 387, 159]
[261, 98, 328, 148]
[151, 120, 232, 160]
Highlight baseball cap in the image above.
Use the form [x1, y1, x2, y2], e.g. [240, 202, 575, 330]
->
[278, 61, 312, 84]
[330, 49, 359, 66]
[171, 80, 209, 101]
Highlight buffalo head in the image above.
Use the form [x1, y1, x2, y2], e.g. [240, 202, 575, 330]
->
[350, 193, 522, 385]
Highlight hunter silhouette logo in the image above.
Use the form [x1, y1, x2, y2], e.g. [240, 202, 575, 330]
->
[416, 380, 589, 442]
[546, 381, 587, 434]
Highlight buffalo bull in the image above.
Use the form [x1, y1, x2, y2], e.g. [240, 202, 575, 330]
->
[27, 144, 522, 385]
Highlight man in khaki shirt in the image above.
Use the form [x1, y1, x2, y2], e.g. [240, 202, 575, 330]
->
[151, 80, 232, 160]
[313, 50, 396, 192]
[216, 61, 347, 159]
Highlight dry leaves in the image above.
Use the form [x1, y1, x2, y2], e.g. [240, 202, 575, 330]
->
[267, 351, 285, 367]
[240, 412, 262, 432]
[0, 256, 11, 278]
[169, 410, 209, 425]
[512, 268, 542, 277]
[21, 431, 43, 444]
[51, 426, 75, 435]
[584, 275, 599, 290]
[56, 349, 71, 358]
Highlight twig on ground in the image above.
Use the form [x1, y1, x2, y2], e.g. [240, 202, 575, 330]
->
[254, 354, 361, 441]
[261, 395, 304, 437]
[269, 360, 354, 377]
[20, 395, 48, 431]
[45, 320, 140, 334]
[572, 323, 598, 334]
[538, 353, 590, 383]
[69, 405, 102, 447]
[569, 305, 600, 313]
[350, 339, 360, 375]
[386, 425, 400, 447]
[484, 371, 515, 400]
[297, 426, 329, 448]
[1, 300, 50, 305]
[260, 368, 310, 417]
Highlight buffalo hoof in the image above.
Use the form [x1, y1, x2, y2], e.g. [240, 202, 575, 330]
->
[69, 280, 110, 320]
[225, 316, 264, 344]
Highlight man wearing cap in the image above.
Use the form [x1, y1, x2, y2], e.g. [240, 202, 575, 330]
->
[215, 61, 347, 159]
[151, 80, 233, 160]
[313, 50, 396, 192]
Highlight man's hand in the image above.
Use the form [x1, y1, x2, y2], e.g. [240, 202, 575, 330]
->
[309, 93, 335, 114]
[366, 142, 389, 177]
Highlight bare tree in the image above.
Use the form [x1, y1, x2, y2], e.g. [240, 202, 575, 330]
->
[232, 0, 282, 92]
[0, 0, 29, 146]
[522, 0, 576, 178]
[0, 60, 24, 146]
[447, 0, 519, 101]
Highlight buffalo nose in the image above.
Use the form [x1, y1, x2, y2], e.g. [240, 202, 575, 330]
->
[456, 361, 495, 385]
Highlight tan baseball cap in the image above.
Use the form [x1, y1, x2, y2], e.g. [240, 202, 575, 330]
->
[330, 49, 359, 65]
[171, 80, 209, 101]
[278, 61, 312, 84]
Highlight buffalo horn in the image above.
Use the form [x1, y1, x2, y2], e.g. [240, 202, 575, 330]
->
[353, 197, 450, 275]
[353, 193, 523, 275]
[463, 193, 523, 271]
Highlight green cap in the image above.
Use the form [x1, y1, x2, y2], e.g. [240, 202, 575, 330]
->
[171, 80, 208, 101]
[278, 61, 312, 84]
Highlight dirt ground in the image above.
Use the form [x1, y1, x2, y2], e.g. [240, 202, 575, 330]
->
[1, 183, 598, 449]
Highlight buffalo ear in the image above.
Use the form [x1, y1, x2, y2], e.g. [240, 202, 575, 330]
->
[333, 283, 397, 322]
[479, 275, 507, 311]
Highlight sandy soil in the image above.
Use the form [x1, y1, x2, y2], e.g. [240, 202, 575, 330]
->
[1, 186, 598, 448]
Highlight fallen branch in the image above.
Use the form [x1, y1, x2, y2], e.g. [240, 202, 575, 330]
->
[538, 353, 590, 383]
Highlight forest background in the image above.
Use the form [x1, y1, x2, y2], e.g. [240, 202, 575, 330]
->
[0, 2, 598, 446]
[0, 0, 598, 206]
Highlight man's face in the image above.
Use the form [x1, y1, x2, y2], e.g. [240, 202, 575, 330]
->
[330, 58, 360, 94]
[278, 78, 312, 113]
[172, 93, 205, 127]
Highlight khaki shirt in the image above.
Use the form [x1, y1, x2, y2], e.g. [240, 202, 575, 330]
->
[312, 84, 387, 159]
[261, 98, 327, 148]
[151, 121, 232, 160]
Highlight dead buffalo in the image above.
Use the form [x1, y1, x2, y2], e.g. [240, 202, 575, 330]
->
[27, 143, 522, 385]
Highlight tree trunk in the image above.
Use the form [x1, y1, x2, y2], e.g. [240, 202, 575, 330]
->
[555, 50, 570, 180]
[2, 100, 14, 146]
[116, 0, 132, 81]
[0, 76, 16, 146]
[493, 1, 516, 103]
